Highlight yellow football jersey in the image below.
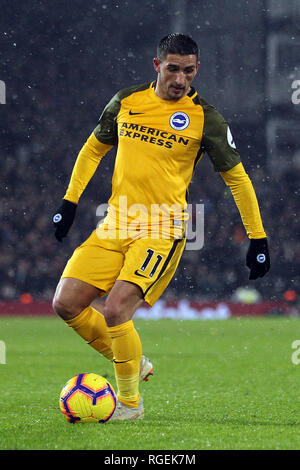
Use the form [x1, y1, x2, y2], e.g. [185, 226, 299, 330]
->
[64, 81, 266, 240]
[93, 81, 240, 236]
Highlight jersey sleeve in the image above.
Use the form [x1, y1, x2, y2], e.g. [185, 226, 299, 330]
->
[200, 100, 241, 172]
[64, 132, 113, 203]
[63, 94, 121, 204]
[220, 162, 267, 239]
[93, 83, 151, 145]
[93, 92, 121, 146]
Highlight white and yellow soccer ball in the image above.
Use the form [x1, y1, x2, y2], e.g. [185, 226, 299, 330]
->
[59, 373, 116, 423]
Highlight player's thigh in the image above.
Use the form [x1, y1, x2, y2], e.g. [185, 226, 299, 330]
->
[60, 230, 125, 299]
[117, 237, 186, 307]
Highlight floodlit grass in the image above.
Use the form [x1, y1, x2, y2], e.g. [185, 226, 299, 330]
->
[0, 315, 300, 450]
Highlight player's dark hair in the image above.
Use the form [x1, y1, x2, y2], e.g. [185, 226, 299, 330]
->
[157, 33, 199, 61]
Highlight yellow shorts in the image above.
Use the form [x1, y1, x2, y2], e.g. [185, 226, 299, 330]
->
[61, 228, 186, 306]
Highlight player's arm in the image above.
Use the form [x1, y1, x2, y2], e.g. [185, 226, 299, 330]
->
[53, 93, 120, 242]
[220, 162, 266, 240]
[200, 100, 270, 279]
[63, 134, 113, 204]
[220, 163, 270, 279]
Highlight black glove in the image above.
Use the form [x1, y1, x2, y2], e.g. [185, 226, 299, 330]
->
[246, 238, 270, 280]
[53, 199, 77, 242]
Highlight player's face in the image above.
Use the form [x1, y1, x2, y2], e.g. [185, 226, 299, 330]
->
[153, 54, 200, 101]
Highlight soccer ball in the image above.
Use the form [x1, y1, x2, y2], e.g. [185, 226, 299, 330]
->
[59, 373, 116, 423]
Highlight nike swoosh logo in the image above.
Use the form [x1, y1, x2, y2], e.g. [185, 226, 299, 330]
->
[134, 269, 148, 278]
[129, 110, 144, 115]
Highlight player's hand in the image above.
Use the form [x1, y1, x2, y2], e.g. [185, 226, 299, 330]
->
[246, 238, 270, 280]
[53, 199, 77, 242]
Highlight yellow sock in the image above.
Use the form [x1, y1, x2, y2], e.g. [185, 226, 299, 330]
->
[108, 320, 142, 408]
[66, 306, 113, 361]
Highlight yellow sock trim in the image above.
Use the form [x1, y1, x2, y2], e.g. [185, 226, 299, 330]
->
[108, 320, 142, 407]
[66, 306, 113, 361]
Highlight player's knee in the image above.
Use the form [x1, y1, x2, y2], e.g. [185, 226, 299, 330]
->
[52, 296, 68, 320]
[52, 295, 77, 321]
[103, 298, 130, 327]
[102, 302, 121, 326]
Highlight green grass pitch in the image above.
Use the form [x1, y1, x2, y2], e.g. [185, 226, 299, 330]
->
[0, 315, 300, 450]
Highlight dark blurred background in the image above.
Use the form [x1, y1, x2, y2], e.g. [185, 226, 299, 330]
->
[0, 0, 299, 305]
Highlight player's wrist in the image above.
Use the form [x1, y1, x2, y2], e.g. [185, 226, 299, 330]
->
[62, 199, 77, 208]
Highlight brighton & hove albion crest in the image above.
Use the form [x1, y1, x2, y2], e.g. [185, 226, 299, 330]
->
[169, 112, 190, 131]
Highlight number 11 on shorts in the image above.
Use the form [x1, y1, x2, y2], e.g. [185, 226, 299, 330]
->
[139, 249, 163, 278]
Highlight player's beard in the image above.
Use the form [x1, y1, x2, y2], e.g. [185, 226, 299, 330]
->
[167, 84, 188, 100]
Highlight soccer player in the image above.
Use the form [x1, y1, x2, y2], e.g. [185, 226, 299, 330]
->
[52, 33, 270, 420]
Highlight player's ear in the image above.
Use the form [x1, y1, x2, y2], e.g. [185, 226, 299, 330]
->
[153, 57, 161, 73]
